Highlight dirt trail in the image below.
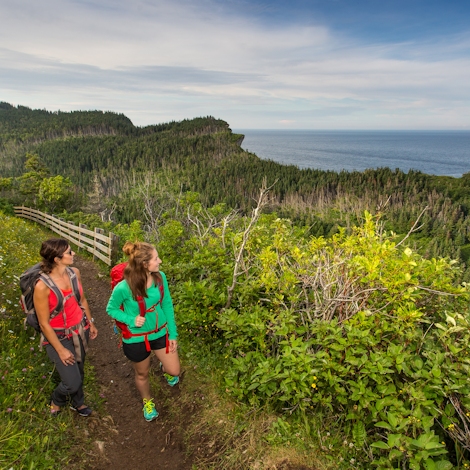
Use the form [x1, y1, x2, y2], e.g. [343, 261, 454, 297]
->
[74, 255, 193, 470]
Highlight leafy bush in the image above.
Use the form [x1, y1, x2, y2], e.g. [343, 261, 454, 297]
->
[173, 211, 470, 468]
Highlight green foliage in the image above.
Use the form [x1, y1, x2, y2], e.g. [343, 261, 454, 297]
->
[2, 102, 470, 281]
[168, 210, 470, 468]
[0, 200, 14, 215]
[17, 153, 50, 207]
[0, 214, 79, 468]
[0, 177, 13, 190]
[38, 175, 74, 212]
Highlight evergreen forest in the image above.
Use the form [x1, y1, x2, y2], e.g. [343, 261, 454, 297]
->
[1, 102, 469, 277]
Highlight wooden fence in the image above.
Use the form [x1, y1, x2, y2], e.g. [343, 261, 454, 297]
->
[14, 206, 119, 266]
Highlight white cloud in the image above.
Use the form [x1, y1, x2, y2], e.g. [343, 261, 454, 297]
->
[0, 0, 469, 129]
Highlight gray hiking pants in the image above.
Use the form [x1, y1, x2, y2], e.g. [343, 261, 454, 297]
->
[45, 330, 89, 408]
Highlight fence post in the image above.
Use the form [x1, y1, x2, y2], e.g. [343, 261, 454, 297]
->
[94, 227, 104, 262]
[110, 232, 120, 265]
[79, 224, 88, 253]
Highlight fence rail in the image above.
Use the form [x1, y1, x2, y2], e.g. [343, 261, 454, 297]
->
[14, 206, 119, 266]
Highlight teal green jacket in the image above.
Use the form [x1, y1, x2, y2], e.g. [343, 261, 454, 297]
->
[106, 271, 178, 344]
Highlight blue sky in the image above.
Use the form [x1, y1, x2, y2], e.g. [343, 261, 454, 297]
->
[1, 0, 469, 129]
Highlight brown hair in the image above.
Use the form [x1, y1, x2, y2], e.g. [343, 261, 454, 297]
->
[40, 238, 69, 274]
[122, 241, 162, 299]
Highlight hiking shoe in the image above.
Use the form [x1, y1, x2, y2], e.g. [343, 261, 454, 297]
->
[163, 373, 180, 387]
[70, 405, 93, 417]
[142, 398, 158, 422]
[159, 362, 179, 387]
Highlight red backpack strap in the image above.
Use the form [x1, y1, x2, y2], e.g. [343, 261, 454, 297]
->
[65, 267, 81, 304]
[136, 296, 146, 317]
[160, 282, 164, 304]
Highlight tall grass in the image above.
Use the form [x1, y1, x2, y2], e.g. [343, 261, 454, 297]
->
[0, 213, 97, 469]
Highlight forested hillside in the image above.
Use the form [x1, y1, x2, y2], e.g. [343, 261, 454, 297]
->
[1, 102, 469, 275]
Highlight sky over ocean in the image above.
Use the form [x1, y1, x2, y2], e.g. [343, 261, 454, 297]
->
[236, 130, 470, 177]
[0, 0, 469, 130]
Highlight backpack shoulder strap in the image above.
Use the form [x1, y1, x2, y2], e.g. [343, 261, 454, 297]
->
[65, 267, 81, 303]
[158, 281, 164, 305]
[38, 273, 65, 316]
[136, 296, 146, 317]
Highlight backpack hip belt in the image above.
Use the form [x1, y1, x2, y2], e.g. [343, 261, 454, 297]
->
[124, 322, 169, 353]
[41, 316, 89, 362]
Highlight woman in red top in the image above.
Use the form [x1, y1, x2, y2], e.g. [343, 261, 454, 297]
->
[33, 238, 98, 416]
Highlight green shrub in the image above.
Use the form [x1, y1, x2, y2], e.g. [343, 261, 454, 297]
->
[210, 212, 470, 468]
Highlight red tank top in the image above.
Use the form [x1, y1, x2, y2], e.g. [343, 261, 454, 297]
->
[47, 284, 84, 329]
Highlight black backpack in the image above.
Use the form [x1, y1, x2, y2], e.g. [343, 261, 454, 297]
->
[20, 263, 81, 331]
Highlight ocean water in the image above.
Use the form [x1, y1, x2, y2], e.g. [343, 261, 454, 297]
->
[235, 130, 470, 178]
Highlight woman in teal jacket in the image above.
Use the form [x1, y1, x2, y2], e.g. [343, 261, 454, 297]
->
[106, 241, 180, 422]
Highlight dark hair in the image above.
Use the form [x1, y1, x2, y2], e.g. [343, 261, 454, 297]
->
[40, 238, 69, 274]
[122, 241, 162, 299]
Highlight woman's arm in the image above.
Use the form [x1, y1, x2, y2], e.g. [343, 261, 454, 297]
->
[73, 268, 98, 340]
[106, 282, 141, 325]
[34, 280, 75, 365]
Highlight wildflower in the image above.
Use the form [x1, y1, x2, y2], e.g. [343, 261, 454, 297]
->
[30, 347, 34, 351]
[8, 330, 13, 333]
[311, 383, 317, 388]
[22, 368, 27, 372]
[448, 423, 455, 430]
[6, 408, 13, 413]
[42, 376, 46, 379]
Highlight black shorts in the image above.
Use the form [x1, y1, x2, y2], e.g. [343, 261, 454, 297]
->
[122, 335, 167, 363]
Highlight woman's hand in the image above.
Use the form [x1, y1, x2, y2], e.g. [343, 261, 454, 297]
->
[169, 339, 178, 353]
[134, 315, 145, 327]
[58, 347, 75, 366]
[89, 322, 98, 340]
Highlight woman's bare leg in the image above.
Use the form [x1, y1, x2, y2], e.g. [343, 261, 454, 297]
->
[133, 356, 151, 399]
[154, 349, 180, 377]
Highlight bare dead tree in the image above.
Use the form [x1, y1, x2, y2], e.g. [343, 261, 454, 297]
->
[99, 202, 116, 222]
[225, 179, 275, 309]
[395, 206, 429, 248]
[186, 206, 238, 247]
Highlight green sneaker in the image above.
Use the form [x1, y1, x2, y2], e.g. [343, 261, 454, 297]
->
[142, 398, 158, 421]
[159, 362, 180, 387]
[163, 372, 179, 387]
